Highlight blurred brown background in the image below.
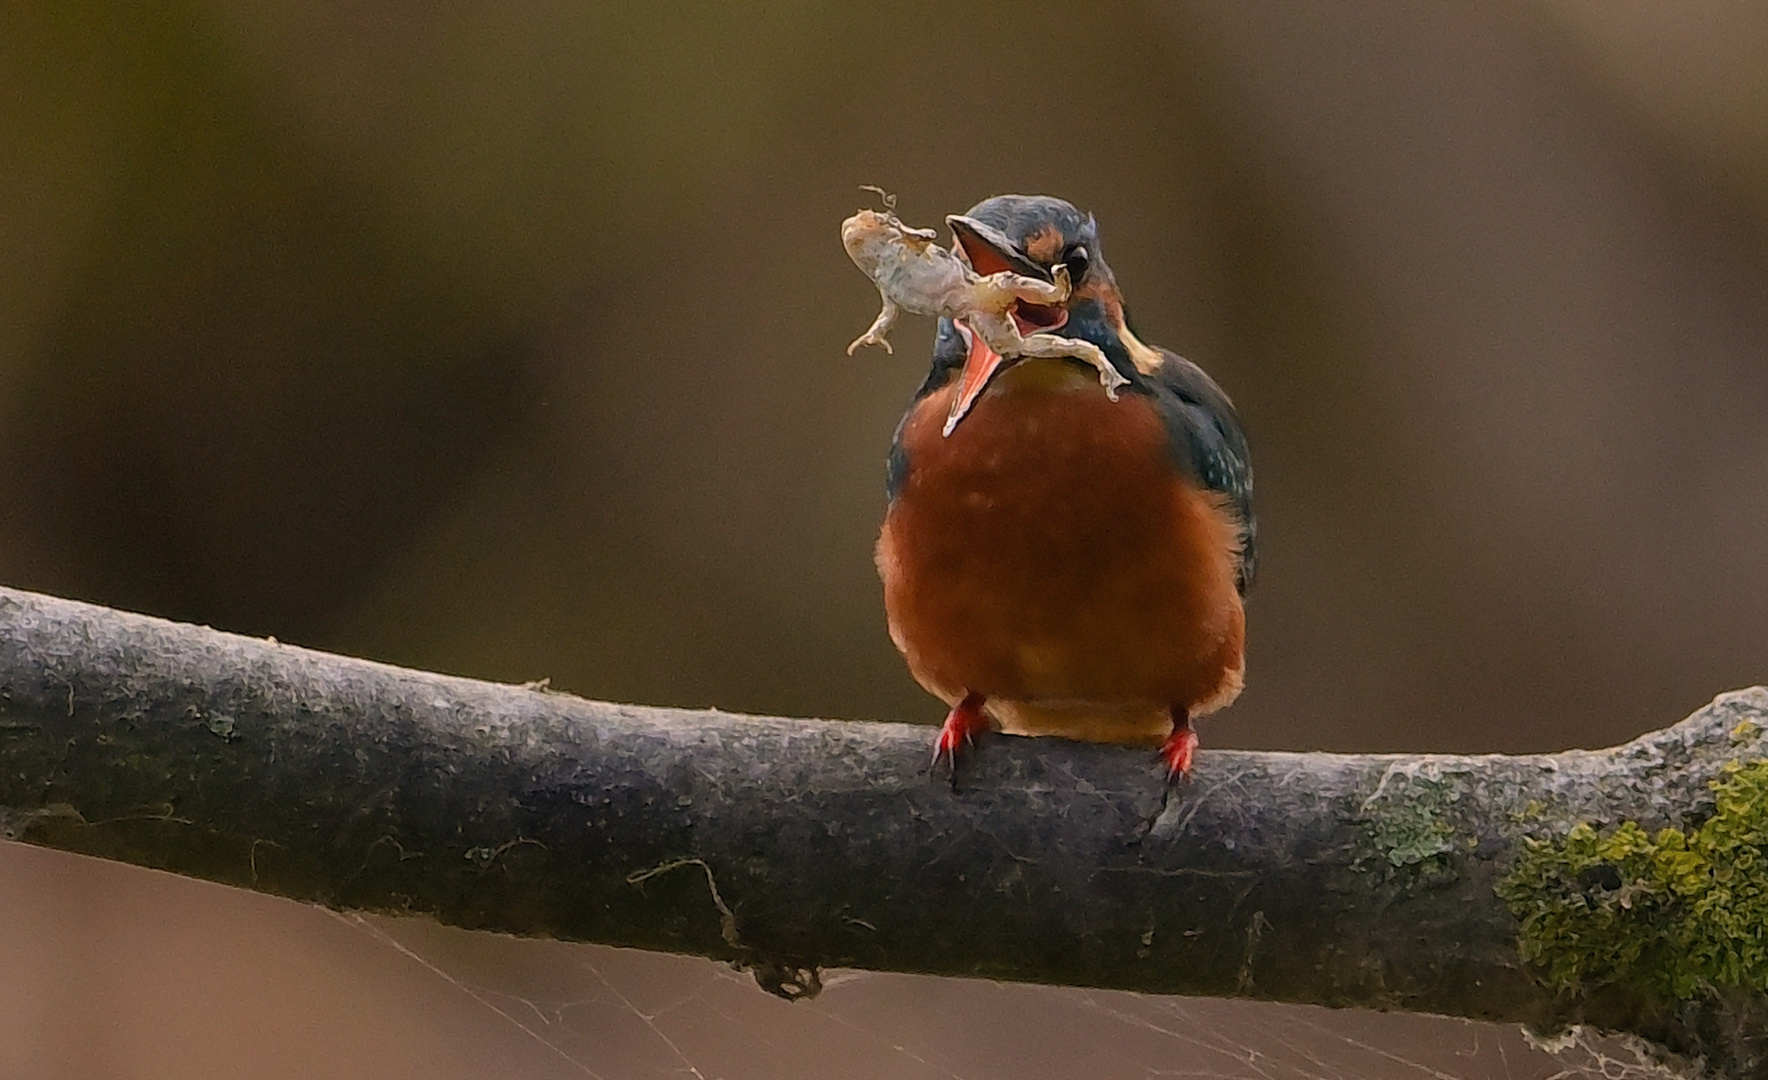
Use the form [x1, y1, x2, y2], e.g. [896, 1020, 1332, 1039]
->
[2, 2, 1766, 1077]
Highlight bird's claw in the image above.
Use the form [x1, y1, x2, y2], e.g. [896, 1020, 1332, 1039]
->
[930, 692, 989, 774]
[930, 726, 972, 768]
[1159, 723, 1199, 781]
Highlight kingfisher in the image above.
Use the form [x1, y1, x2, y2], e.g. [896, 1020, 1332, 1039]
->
[873, 194, 1255, 778]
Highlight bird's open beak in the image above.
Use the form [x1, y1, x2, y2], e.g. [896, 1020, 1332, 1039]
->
[942, 320, 999, 436]
[941, 216, 1072, 437]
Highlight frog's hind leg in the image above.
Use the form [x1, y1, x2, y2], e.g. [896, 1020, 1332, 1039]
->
[847, 295, 899, 355]
[987, 322, 1131, 402]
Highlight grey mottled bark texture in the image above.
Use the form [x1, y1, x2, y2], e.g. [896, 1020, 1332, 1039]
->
[0, 586, 1763, 1077]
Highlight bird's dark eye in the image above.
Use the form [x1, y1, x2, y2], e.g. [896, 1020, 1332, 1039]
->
[1063, 245, 1090, 282]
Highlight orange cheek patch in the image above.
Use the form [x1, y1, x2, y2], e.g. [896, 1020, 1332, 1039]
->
[1024, 225, 1064, 265]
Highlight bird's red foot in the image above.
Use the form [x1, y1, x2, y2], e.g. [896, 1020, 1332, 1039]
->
[932, 691, 990, 767]
[1160, 714, 1199, 780]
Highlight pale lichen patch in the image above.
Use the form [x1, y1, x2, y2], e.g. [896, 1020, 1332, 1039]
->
[1359, 768, 1464, 869]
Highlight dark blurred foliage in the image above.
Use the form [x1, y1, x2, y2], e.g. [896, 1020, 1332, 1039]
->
[3, 2, 1767, 1077]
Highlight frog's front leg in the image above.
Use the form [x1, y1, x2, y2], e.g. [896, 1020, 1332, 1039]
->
[984, 262, 1074, 307]
[847, 294, 899, 355]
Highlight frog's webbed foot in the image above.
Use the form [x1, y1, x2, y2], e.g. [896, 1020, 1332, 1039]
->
[1093, 355, 1131, 400]
[991, 262, 1071, 307]
[1065, 334, 1131, 400]
[1065, 336, 1129, 401]
[847, 298, 898, 355]
[1048, 262, 1073, 302]
[847, 330, 894, 355]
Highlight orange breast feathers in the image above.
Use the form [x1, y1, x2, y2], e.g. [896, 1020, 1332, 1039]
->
[876, 372, 1246, 745]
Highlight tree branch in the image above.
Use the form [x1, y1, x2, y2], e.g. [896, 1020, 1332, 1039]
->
[0, 586, 1763, 1077]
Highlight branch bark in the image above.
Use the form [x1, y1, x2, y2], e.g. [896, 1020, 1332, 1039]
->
[0, 586, 1763, 1077]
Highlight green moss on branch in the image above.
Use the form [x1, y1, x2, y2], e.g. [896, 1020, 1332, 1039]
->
[1500, 759, 1768, 1001]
